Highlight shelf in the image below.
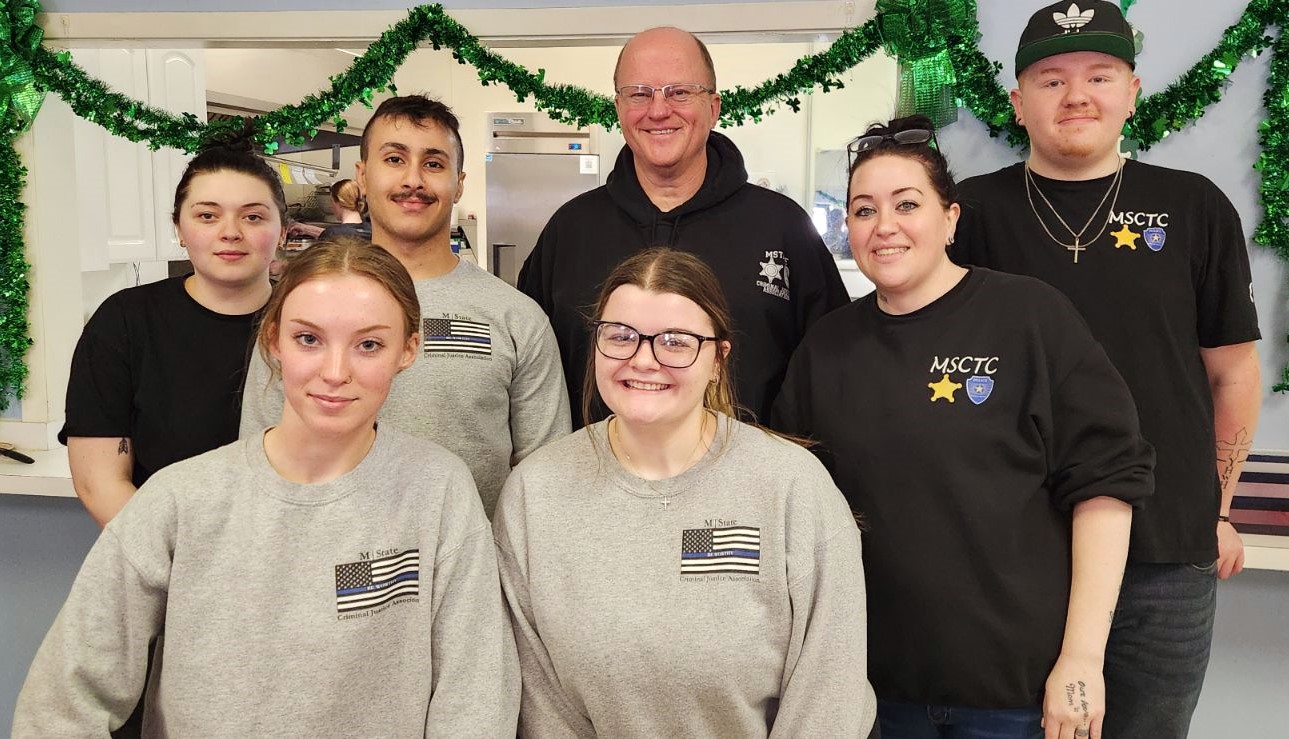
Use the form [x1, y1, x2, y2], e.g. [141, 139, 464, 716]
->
[0, 447, 75, 498]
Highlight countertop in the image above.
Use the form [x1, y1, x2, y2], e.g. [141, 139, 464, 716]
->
[3, 446, 1286, 571]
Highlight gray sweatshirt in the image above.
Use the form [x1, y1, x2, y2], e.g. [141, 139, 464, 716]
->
[13, 428, 520, 737]
[493, 415, 878, 738]
[241, 257, 571, 516]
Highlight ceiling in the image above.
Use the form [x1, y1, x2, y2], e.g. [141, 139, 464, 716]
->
[43, 0, 799, 11]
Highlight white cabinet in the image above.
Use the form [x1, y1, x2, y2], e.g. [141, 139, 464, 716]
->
[69, 48, 206, 269]
[10, 48, 205, 438]
[147, 49, 207, 262]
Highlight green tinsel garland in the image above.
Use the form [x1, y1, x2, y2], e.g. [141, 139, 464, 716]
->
[0, 0, 37, 408]
[0, 141, 32, 410]
[0, 1, 1288, 404]
[1257, 27, 1289, 391]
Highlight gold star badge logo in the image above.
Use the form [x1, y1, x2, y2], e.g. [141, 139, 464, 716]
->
[1111, 224, 1140, 250]
[928, 373, 962, 403]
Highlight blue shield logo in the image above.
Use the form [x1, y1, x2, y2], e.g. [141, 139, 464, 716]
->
[966, 375, 994, 405]
[1144, 227, 1166, 251]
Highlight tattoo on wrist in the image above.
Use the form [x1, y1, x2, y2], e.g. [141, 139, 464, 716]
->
[117, 438, 129, 455]
[1216, 427, 1252, 492]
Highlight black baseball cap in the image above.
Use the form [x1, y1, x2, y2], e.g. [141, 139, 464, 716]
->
[1016, 1, 1135, 76]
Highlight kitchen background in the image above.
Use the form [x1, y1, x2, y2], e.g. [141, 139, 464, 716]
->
[1, 2, 1286, 735]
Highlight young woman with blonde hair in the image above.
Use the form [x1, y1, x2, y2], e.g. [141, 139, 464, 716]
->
[16, 240, 518, 737]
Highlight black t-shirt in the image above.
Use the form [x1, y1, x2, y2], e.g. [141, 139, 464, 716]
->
[954, 160, 1261, 564]
[60, 276, 261, 487]
[773, 268, 1154, 709]
[319, 220, 372, 242]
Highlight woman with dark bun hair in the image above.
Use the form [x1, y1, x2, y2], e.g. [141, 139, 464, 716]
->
[774, 115, 1155, 739]
[61, 136, 286, 526]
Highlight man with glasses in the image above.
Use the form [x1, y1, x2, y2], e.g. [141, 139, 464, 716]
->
[952, 2, 1261, 735]
[520, 26, 849, 426]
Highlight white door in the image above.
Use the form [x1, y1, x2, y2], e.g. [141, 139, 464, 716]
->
[147, 49, 207, 262]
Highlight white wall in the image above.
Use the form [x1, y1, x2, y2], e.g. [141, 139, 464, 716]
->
[205, 42, 898, 263]
[205, 48, 379, 132]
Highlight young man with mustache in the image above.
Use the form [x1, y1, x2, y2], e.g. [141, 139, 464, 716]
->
[242, 95, 570, 517]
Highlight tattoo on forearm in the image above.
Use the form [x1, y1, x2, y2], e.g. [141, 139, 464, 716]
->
[117, 438, 129, 455]
[1217, 427, 1252, 492]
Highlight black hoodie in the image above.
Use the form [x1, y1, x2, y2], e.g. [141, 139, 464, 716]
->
[519, 131, 850, 427]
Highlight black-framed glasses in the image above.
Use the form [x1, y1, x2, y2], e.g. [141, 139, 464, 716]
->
[591, 321, 720, 369]
[846, 128, 939, 170]
[615, 84, 716, 108]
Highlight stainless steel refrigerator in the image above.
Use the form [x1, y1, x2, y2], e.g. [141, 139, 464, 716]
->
[485, 111, 602, 286]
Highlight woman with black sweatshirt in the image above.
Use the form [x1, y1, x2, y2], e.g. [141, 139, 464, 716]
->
[773, 116, 1154, 739]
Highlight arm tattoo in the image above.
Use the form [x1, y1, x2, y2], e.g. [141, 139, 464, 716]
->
[117, 438, 129, 455]
[1216, 427, 1252, 492]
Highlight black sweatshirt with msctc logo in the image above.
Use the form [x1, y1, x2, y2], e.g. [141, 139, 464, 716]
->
[773, 268, 1155, 709]
[519, 131, 850, 426]
[954, 160, 1261, 564]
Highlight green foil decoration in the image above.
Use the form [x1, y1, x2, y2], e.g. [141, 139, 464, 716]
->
[0, 0, 39, 407]
[0, 0, 44, 131]
[0, 1, 1288, 399]
[878, 0, 972, 126]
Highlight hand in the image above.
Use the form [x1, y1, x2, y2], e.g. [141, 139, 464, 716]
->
[287, 221, 324, 238]
[1042, 655, 1103, 739]
[1216, 519, 1245, 580]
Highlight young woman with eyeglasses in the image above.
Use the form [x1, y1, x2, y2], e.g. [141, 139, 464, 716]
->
[16, 240, 519, 736]
[773, 115, 1155, 739]
[493, 247, 877, 737]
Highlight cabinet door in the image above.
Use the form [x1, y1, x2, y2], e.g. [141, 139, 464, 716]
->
[147, 49, 207, 263]
[70, 51, 109, 272]
[92, 48, 157, 261]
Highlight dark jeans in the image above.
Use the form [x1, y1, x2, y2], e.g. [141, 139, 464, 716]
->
[877, 701, 1042, 739]
[1103, 560, 1217, 739]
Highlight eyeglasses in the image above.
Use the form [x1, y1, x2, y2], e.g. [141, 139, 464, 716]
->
[616, 84, 715, 108]
[592, 321, 720, 369]
[846, 128, 938, 170]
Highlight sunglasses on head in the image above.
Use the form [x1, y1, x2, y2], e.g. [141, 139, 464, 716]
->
[846, 128, 938, 170]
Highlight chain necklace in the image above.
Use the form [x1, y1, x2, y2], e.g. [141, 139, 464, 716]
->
[610, 413, 711, 509]
[1023, 160, 1124, 264]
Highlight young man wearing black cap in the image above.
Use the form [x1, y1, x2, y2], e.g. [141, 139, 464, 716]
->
[954, 2, 1262, 736]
